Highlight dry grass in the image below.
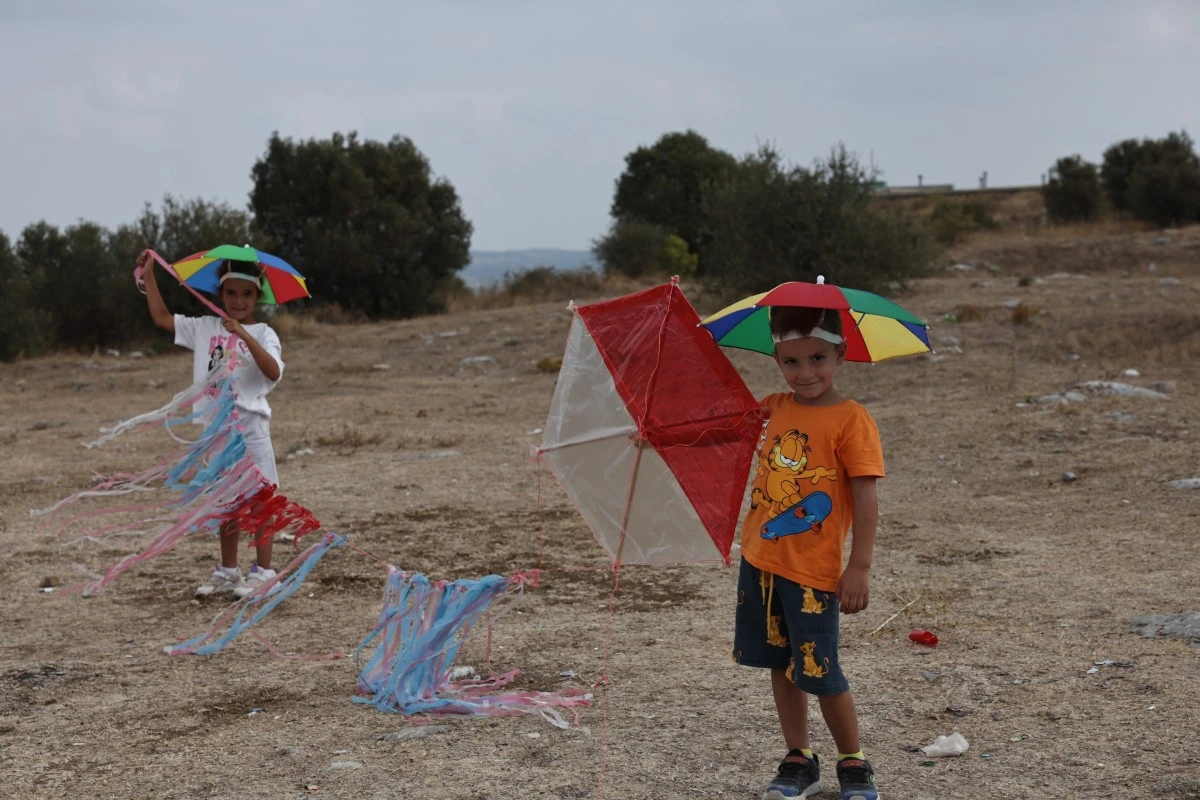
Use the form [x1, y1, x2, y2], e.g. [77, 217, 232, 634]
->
[449, 268, 649, 313]
[312, 423, 385, 453]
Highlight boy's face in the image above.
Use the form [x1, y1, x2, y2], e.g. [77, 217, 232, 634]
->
[774, 336, 845, 405]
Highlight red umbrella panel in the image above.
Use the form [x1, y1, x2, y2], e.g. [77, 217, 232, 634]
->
[536, 281, 764, 566]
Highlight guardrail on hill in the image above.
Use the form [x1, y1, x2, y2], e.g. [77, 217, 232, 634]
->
[875, 184, 1042, 199]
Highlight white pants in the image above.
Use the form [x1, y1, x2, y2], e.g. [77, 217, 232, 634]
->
[242, 413, 279, 488]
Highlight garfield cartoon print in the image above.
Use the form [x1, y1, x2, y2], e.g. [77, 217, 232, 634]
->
[750, 428, 836, 541]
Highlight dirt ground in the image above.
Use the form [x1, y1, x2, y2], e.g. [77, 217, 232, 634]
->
[2, 227, 1199, 800]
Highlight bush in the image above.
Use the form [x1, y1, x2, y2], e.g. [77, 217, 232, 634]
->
[1043, 156, 1104, 223]
[1101, 131, 1200, 225]
[593, 221, 695, 279]
[926, 199, 998, 244]
[700, 144, 936, 299]
[1127, 134, 1200, 226]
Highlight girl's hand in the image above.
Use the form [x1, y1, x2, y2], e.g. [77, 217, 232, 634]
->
[136, 250, 156, 277]
[222, 317, 248, 340]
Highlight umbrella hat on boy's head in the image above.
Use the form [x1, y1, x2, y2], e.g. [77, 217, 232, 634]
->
[701, 276, 931, 363]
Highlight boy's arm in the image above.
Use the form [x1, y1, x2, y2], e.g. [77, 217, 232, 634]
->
[138, 251, 175, 334]
[838, 476, 878, 614]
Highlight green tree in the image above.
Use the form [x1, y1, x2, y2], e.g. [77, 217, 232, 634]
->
[0, 231, 45, 361]
[611, 130, 737, 258]
[701, 144, 935, 299]
[16, 221, 152, 352]
[1127, 132, 1200, 226]
[137, 194, 254, 261]
[1043, 155, 1104, 223]
[250, 131, 473, 319]
[1100, 138, 1147, 211]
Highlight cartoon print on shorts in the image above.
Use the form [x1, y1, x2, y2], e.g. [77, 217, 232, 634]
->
[800, 641, 830, 678]
[800, 586, 828, 614]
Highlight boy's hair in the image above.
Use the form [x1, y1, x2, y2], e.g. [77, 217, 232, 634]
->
[768, 306, 843, 341]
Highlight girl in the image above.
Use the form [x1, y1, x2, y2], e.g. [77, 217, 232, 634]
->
[137, 249, 284, 599]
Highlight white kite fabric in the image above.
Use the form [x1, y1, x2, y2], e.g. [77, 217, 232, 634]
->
[537, 281, 763, 567]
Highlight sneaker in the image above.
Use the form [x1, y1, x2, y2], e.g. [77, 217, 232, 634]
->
[233, 564, 280, 599]
[763, 750, 821, 800]
[837, 757, 879, 800]
[195, 566, 244, 597]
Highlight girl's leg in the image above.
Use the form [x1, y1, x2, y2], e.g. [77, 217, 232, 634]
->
[817, 690, 861, 755]
[772, 667, 810, 751]
[219, 521, 240, 568]
[254, 525, 274, 570]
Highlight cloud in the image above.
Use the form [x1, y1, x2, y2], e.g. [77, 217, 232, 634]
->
[1, 0, 1198, 249]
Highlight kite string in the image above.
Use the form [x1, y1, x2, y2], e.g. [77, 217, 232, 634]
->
[136, 249, 228, 318]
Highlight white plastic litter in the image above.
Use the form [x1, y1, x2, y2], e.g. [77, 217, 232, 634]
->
[922, 732, 970, 757]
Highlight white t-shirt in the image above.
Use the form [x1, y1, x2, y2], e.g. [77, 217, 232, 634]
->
[174, 314, 284, 420]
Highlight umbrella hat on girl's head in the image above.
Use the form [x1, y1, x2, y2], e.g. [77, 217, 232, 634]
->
[701, 275, 931, 363]
[170, 245, 310, 306]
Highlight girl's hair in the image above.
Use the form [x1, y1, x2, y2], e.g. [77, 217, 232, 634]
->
[217, 262, 265, 295]
[768, 306, 843, 340]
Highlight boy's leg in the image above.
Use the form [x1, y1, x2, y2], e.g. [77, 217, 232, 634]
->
[816, 690, 860, 755]
[772, 667, 810, 751]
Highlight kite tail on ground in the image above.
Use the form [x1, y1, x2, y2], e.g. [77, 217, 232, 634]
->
[353, 568, 592, 727]
[166, 533, 347, 657]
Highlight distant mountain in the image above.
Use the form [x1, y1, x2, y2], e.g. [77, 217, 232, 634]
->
[461, 248, 595, 288]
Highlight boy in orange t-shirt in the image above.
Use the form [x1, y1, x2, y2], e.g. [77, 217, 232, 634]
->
[733, 305, 884, 800]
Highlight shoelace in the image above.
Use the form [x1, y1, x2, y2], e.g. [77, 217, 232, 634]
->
[837, 759, 873, 785]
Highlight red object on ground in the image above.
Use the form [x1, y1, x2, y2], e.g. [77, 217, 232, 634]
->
[909, 629, 939, 647]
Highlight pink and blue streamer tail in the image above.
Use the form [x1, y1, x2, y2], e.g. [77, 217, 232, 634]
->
[353, 568, 591, 727]
[166, 533, 347, 656]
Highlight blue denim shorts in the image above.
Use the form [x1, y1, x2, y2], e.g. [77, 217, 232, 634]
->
[732, 558, 849, 696]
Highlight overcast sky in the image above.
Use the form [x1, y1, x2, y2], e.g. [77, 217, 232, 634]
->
[1, 0, 1197, 251]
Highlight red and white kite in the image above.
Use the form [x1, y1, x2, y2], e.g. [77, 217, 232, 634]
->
[537, 281, 764, 565]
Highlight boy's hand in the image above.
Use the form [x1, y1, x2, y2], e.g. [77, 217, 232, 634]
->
[837, 564, 870, 614]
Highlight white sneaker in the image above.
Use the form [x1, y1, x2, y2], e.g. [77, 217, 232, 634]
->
[196, 566, 244, 597]
[233, 564, 280, 599]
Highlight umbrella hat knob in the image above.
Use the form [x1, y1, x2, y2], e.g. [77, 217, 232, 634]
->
[817, 275, 825, 284]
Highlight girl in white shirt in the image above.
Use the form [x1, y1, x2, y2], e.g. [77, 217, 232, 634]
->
[137, 250, 284, 599]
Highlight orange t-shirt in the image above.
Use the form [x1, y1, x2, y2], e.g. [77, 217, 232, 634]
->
[740, 393, 885, 592]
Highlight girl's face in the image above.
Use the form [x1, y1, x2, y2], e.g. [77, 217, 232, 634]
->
[220, 278, 260, 322]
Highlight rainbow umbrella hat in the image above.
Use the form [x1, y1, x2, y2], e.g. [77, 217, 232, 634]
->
[171, 244, 310, 306]
[701, 276, 930, 363]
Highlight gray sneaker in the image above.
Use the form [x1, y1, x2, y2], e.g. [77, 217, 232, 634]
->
[763, 751, 821, 800]
[233, 564, 280, 599]
[195, 566, 244, 597]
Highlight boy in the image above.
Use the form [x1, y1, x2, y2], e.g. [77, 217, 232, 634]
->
[733, 305, 884, 800]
